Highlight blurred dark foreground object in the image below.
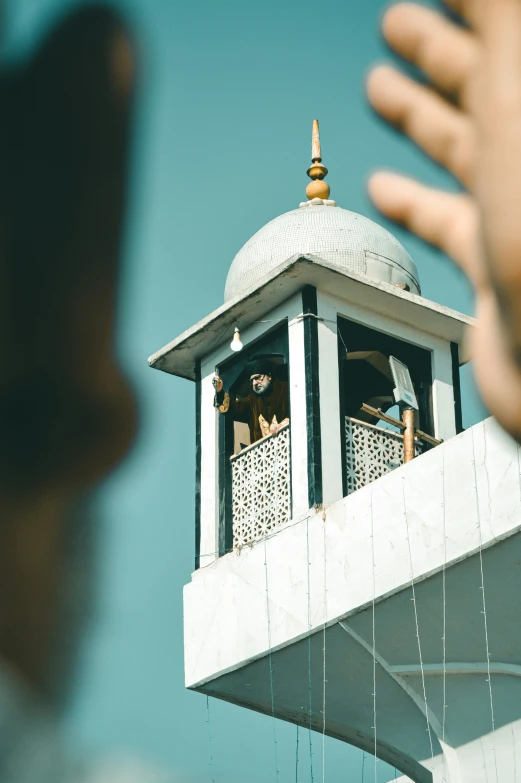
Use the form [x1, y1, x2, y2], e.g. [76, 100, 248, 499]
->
[0, 4, 138, 695]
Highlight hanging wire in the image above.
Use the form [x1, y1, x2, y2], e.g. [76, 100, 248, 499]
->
[361, 750, 366, 783]
[263, 535, 280, 783]
[306, 516, 315, 783]
[196, 509, 318, 566]
[512, 724, 517, 782]
[322, 511, 328, 783]
[337, 324, 349, 356]
[200, 510, 323, 783]
[210, 321, 237, 360]
[518, 439, 521, 506]
[205, 695, 216, 783]
[295, 725, 300, 783]
[471, 428, 499, 783]
[231, 313, 341, 332]
[370, 489, 377, 783]
[400, 469, 435, 759]
[441, 448, 448, 783]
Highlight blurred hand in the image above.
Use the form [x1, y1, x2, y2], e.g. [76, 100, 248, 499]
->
[213, 376, 223, 393]
[367, 0, 521, 442]
[0, 7, 136, 691]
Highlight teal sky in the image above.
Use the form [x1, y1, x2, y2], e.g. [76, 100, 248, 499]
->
[5, 0, 486, 781]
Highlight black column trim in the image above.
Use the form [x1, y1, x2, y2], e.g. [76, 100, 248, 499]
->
[302, 286, 323, 507]
[218, 377, 234, 556]
[450, 342, 464, 434]
[337, 317, 348, 497]
[194, 361, 202, 570]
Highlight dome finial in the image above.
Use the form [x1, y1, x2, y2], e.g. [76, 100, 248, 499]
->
[306, 119, 331, 201]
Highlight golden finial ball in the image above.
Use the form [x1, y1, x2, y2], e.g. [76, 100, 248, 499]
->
[306, 180, 330, 200]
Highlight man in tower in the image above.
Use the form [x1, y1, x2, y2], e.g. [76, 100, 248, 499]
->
[213, 357, 289, 444]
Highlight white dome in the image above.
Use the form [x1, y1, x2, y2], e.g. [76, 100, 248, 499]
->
[224, 205, 420, 301]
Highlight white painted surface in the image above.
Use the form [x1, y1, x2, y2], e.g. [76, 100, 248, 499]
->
[187, 278, 512, 783]
[431, 342, 457, 441]
[201, 291, 301, 372]
[186, 417, 520, 686]
[186, 418, 521, 782]
[199, 371, 219, 568]
[198, 292, 310, 561]
[287, 314, 309, 517]
[410, 720, 521, 782]
[149, 255, 473, 380]
[196, 281, 462, 567]
[224, 205, 420, 300]
[316, 291, 343, 504]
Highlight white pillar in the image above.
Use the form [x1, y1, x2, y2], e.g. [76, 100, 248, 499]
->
[317, 291, 343, 505]
[199, 367, 219, 567]
[288, 313, 310, 518]
[431, 342, 457, 442]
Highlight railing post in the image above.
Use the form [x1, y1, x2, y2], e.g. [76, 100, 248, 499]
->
[402, 409, 415, 464]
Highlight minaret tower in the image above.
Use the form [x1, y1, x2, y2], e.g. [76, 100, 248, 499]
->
[149, 123, 521, 783]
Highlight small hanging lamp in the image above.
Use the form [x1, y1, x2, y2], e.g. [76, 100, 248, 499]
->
[230, 327, 243, 352]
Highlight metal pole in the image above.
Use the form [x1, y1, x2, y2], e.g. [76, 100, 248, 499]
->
[402, 408, 415, 464]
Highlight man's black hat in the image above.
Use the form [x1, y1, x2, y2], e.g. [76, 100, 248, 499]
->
[245, 356, 276, 377]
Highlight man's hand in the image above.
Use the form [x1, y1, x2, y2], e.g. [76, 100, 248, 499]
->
[270, 417, 289, 435]
[367, 0, 521, 442]
[213, 376, 223, 393]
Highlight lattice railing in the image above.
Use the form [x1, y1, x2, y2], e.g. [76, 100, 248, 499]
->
[345, 416, 421, 494]
[231, 424, 291, 551]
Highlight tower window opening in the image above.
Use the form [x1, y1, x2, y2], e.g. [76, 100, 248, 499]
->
[338, 317, 434, 496]
[215, 324, 291, 553]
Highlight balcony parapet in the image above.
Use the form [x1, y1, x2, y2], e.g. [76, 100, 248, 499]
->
[231, 423, 291, 552]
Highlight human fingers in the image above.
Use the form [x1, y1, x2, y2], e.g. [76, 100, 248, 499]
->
[478, 0, 521, 128]
[367, 66, 475, 187]
[443, 0, 486, 31]
[445, 0, 521, 34]
[367, 172, 480, 283]
[382, 3, 478, 100]
[472, 288, 521, 444]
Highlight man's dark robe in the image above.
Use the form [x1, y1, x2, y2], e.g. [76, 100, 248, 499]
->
[214, 378, 289, 444]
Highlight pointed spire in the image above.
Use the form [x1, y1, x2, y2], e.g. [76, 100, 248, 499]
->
[306, 119, 330, 201]
[311, 118, 322, 163]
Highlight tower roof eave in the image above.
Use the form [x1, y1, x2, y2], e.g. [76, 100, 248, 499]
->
[148, 254, 474, 382]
